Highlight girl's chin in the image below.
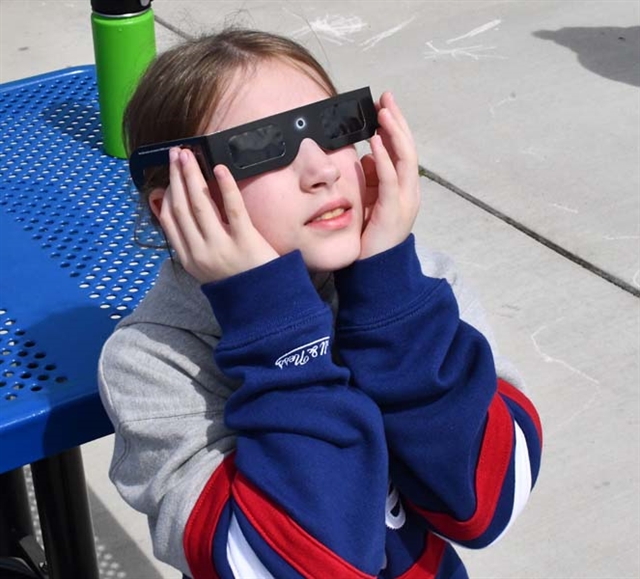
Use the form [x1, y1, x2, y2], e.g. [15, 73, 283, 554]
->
[303, 245, 361, 273]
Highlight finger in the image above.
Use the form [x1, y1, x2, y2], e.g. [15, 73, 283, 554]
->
[376, 109, 420, 203]
[205, 177, 227, 224]
[157, 184, 189, 262]
[375, 110, 397, 164]
[360, 153, 379, 209]
[370, 134, 397, 193]
[375, 121, 418, 200]
[167, 147, 203, 242]
[212, 164, 252, 234]
[360, 153, 379, 188]
[377, 107, 416, 170]
[179, 149, 223, 238]
[379, 92, 413, 141]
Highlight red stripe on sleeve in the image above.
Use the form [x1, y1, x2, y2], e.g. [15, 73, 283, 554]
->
[410, 393, 514, 541]
[497, 378, 543, 447]
[233, 472, 376, 579]
[396, 533, 446, 579]
[184, 454, 237, 579]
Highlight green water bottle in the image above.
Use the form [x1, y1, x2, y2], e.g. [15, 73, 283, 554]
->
[91, 0, 157, 158]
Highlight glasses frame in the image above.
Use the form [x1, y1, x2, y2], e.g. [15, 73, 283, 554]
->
[128, 87, 378, 189]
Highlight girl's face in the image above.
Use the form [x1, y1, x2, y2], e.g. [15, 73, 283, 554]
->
[205, 59, 367, 272]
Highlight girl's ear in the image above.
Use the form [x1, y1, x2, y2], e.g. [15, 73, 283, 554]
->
[148, 188, 165, 222]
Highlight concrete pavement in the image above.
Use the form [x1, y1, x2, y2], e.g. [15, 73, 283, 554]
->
[1, 1, 638, 577]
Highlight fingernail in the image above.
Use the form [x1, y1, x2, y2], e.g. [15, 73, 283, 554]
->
[180, 149, 190, 164]
[169, 147, 179, 162]
[213, 165, 226, 180]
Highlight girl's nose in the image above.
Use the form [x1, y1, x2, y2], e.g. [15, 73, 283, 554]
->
[296, 138, 341, 192]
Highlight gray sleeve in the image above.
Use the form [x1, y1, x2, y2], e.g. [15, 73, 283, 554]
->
[98, 323, 236, 575]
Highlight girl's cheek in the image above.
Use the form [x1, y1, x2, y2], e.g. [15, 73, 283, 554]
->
[352, 160, 368, 207]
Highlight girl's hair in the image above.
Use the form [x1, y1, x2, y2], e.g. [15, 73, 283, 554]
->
[124, 28, 337, 207]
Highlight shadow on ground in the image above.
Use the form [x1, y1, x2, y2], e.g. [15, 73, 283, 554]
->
[533, 26, 640, 87]
[88, 485, 169, 579]
[23, 466, 167, 579]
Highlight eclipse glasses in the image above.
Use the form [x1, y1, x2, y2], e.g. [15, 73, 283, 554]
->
[129, 87, 378, 189]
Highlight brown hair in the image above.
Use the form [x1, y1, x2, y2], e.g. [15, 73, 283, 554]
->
[124, 28, 337, 207]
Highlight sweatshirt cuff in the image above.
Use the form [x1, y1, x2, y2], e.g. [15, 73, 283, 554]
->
[201, 251, 326, 341]
[334, 235, 442, 327]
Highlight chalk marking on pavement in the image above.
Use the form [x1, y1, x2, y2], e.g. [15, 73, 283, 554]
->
[360, 17, 417, 51]
[446, 19, 503, 44]
[602, 235, 640, 241]
[424, 40, 507, 61]
[489, 93, 517, 116]
[549, 203, 579, 214]
[290, 14, 367, 45]
[532, 320, 603, 440]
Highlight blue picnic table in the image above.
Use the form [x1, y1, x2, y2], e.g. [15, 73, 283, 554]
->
[0, 66, 163, 579]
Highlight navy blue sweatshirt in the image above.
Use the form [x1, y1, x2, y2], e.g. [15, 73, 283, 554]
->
[181, 235, 543, 579]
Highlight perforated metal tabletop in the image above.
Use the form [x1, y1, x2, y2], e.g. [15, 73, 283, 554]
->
[0, 65, 165, 578]
[0, 66, 163, 472]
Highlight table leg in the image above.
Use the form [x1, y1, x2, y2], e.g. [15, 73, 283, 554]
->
[0, 467, 34, 556]
[30, 447, 99, 579]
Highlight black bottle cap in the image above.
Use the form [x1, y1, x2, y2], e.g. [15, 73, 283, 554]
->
[91, 0, 153, 16]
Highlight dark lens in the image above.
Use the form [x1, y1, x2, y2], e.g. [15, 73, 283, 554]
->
[227, 124, 285, 168]
[321, 100, 365, 139]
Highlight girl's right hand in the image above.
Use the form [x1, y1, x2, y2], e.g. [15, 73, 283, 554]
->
[156, 147, 279, 284]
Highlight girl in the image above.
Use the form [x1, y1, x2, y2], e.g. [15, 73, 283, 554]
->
[98, 28, 542, 579]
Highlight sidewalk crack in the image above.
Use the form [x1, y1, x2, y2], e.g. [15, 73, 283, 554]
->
[419, 165, 639, 298]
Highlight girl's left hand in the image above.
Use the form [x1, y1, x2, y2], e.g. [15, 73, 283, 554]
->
[359, 92, 420, 259]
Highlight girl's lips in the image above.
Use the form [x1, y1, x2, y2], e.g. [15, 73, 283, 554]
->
[311, 207, 346, 222]
[306, 199, 352, 225]
[306, 206, 353, 230]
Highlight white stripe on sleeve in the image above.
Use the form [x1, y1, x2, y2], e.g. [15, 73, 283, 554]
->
[227, 512, 275, 578]
[492, 421, 532, 545]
